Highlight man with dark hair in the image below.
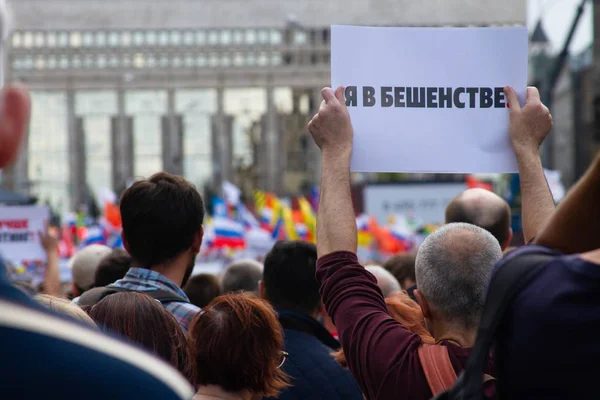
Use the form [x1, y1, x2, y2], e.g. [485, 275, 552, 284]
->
[446, 188, 513, 249]
[260, 241, 363, 400]
[94, 172, 204, 331]
[221, 259, 263, 293]
[94, 249, 131, 288]
[184, 273, 221, 308]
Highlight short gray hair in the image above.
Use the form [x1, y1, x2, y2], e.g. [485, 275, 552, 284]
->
[221, 259, 263, 293]
[365, 266, 401, 298]
[415, 222, 502, 329]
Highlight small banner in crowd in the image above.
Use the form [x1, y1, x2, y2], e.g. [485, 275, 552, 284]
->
[331, 25, 528, 174]
[0, 206, 49, 284]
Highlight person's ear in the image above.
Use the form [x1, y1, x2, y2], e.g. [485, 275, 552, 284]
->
[258, 280, 267, 300]
[503, 228, 514, 249]
[0, 85, 31, 168]
[414, 289, 431, 319]
[192, 226, 204, 253]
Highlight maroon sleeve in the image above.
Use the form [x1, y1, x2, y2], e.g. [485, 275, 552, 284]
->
[316, 251, 431, 400]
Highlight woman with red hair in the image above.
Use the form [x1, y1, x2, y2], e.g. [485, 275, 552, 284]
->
[188, 292, 289, 400]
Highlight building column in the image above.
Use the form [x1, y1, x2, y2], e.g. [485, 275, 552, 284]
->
[211, 87, 233, 195]
[162, 89, 184, 176]
[264, 83, 281, 193]
[111, 88, 134, 193]
[67, 89, 86, 211]
[307, 88, 322, 185]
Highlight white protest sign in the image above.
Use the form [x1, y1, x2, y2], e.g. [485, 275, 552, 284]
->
[0, 206, 49, 281]
[331, 25, 528, 173]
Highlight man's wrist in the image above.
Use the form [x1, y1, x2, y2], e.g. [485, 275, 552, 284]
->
[514, 144, 541, 162]
[322, 146, 352, 163]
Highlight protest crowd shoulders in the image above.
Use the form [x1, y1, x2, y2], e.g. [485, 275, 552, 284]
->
[1, 9, 600, 400]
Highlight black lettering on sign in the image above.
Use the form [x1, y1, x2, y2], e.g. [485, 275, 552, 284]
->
[466, 87, 478, 108]
[407, 87, 425, 108]
[381, 87, 393, 107]
[494, 87, 506, 108]
[439, 87, 452, 108]
[480, 87, 493, 108]
[363, 86, 376, 107]
[395, 87, 406, 107]
[426, 87, 437, 108]
[454, 87, 466, 109]
[345, 86, 357, 107]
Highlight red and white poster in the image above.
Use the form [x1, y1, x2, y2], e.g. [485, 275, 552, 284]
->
[0, 206, 49, 284]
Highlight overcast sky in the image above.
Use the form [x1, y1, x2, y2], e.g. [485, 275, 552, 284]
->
[528, 0, 593, 53]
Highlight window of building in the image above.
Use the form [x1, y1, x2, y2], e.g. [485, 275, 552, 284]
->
[159, 55, 169, 67]
[158, 31, 169, 46]
[72, 55, 82, 68]
[59, 55, 69, 69]
[133, 53, 145, 68]
[35, 32, 45, 47]
[70, 32, 82, 47]
[108, 32, 120, 47]
[146, 54, 157, 68]
[271, 52, 282, 66]
[270, 30, 282, 45]
[293, 30, 307, 45]
[196, 55, 207, 67]
[122, 54, 131, 68]
[257, 29, 269, 44]
[108, 54, 119, 68]
[23, 31, 33, 48]
[172, 56, 182, 68]
[171, 30, 182, 45]
[258, 52, 268, 66]
[47, 55, 57, 69]
[82, 32, 94, 47]
[209, 53, 219, 67]
[57, 32, 69, 47]
[83, 54, 94, 69]
[184, 54, 195, 67]
[246, 53, 256, 66]
[233, 52, 244, 67]
[46, 32, 57, 47]
[97, 54, 107, 69]
[146, 31, 157, 46]
[183, 31, 194, 46]
[134, 31, 144, 46]
[35, 55, 45, 70]
[208, 30, 219, 45]
[96, 31, 106, 47]
[221, 30, 232, 45]
[245, 30, 256, 45]
[196, 30, 206, 45]
[233, 30, 244, 45]
[121, 31, 132, 47]
[11, 32, 21, 48]
[221, 53, 231, 67]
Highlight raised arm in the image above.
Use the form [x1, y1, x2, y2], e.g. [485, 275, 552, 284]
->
[40, 225, 61, 297]
[308, 87, 357, 258]
[504, 86, 554, 243]
[535, 154, 600, 254]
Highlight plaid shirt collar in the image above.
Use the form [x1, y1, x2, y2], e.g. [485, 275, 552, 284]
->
[114, 267, 191, 301]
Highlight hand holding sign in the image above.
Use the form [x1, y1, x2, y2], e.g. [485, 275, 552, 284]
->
[504, 86, 553, 156]
[308, 86, 353, 156]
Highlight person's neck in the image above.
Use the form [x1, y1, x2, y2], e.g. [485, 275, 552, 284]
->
[429, 321, 477, 348]
[142, 253, 189, 288]
[195, 385, 254, 400]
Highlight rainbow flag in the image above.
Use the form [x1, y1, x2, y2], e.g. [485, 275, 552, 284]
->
[298, 197, 316, 242]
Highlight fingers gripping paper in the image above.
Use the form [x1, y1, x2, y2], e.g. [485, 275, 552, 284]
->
[331, 25, 528, 173]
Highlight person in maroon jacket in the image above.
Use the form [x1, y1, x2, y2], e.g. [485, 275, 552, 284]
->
[306, 86, 553, 400]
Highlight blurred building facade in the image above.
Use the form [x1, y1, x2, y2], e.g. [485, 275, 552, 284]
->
[2, 0, 525, 214]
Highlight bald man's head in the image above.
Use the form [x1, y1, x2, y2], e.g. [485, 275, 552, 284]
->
[445, 188, 512, 249]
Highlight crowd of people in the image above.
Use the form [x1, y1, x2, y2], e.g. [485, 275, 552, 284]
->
[0, 80, 598, 400]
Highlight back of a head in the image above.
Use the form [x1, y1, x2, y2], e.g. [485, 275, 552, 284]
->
[445, 188, 511, 248]
[88, 292, 194, 383]
[189, 292, 289, 397]
[94, 248, 131, 288]
[120, 172, 205, 268]
[263, 241, 319, 314]
[365, 266, 401, 298]
[184, 273, 221, 308]
[221, 259, 263, 293]
[415, 222, 502, 329]
[383, 254, 417, 289]
[35, 294, 97, 328]
[70, 244, 112, 293]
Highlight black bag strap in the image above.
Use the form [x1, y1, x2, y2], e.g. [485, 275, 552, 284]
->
[433, 251, 554, 400]
[78, 286, 188, 311]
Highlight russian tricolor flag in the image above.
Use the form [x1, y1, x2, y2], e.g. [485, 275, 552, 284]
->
[213, 217, 246, 248]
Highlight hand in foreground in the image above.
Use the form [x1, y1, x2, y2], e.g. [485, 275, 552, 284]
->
[0, 84, 31, 168]
[308, 86, 353, 155]
[39, 224, 59, 254]
[504, 86, 553, 155]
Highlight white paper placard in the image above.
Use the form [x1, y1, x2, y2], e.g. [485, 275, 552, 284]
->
[0, 206, 49, 282]
[331, 25, 528, 173]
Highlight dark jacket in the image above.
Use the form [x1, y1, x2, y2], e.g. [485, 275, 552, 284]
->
[273, 310, 363, 400]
